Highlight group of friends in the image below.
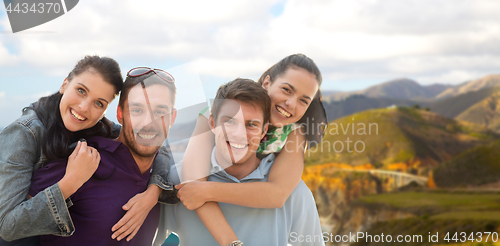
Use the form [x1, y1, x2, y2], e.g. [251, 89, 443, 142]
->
[0, 54, 328, 246]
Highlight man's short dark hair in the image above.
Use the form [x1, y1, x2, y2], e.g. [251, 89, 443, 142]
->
[211, 78, 271, 128]
[119, 72, 176, 109]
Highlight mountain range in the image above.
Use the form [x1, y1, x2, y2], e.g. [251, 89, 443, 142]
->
[305, 107, 499, 171]
[311, 73, 500, 188]
[435, 74, 500, 99]
[324, 74, 500, 102]
[324, 78, 452, 102]
[323, 74, 500, 131]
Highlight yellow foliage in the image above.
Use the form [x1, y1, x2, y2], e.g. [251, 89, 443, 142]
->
[427, 170, 437, 189]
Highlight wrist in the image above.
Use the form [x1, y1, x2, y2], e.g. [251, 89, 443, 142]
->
[146, 184, 162, 198]
[58, 177, 80, 199]
[203, 181, 217, 202]
[225, 240, 243, 246]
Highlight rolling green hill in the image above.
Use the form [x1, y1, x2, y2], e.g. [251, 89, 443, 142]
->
[434, 139, 500, 188]
[305, 107, 499, 170]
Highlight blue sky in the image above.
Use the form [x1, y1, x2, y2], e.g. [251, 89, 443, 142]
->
[1, 0, 500, 127]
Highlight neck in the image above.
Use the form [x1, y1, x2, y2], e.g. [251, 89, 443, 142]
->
[117, 134, 155, 175]
[130, 152, 155, 174]
[215, 151, 260, 180]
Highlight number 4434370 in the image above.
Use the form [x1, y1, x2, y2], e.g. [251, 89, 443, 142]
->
[5, 2, 63, 14]
[444, 232, 498, 243]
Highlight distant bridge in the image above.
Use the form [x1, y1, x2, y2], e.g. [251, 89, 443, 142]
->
[326, 168, 429, 188]
[367, 169, 428, 187]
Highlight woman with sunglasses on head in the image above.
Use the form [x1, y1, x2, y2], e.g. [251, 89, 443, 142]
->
[169, 53, 326, 245]
[0, 56, 175, 245]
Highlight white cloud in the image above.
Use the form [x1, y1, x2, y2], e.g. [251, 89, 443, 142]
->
[419, 70, 484, 85]
[1, 0, 500, 92]
[0, 92, 48, 127]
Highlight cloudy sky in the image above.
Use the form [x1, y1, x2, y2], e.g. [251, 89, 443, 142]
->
[1, 0, 500, 127]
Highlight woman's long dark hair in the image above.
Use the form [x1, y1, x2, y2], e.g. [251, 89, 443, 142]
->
[257, 54, 327, 148]
[32, 55, 123, 162]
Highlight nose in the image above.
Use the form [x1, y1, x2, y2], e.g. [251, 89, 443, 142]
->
[228, 122, 247, 141]
[138, 110, 155, 129]
[285, 97, 296, 110]
[79, 99, 92, 112]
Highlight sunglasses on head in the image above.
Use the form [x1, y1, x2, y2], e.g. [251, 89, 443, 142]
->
[127, 67, 175, 83]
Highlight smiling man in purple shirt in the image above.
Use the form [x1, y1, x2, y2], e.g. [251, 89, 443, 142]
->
[29, 68, 177, 246]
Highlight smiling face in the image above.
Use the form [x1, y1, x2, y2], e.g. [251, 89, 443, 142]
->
[262, 67, 318, 128]
[210, 100, 267, 169]
[118, 83, 176, 158]
[59, 71, 116, 132]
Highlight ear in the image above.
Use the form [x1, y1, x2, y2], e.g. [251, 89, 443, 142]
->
[209, 115, 216, 134]
[117, 105, 123, 124]
[262, 75, 271, 90]
[59, 78, 69, 94]
[170, 108, 177, 127]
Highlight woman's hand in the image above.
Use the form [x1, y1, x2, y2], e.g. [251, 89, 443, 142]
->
[176, 181, 212, 210]
[111, 185, 161, 241]
[59, 140, 100, 199]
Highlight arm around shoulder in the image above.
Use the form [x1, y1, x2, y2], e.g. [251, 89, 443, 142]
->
[182, 114, 214, 182]
[205, 128, 306, 208]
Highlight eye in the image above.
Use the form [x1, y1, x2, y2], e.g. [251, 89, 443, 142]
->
[77, 88, 85, 95]
[223, 118, 236, 125]
[95, 101, 104, 108]
[282, 87, 291, 94]
[248, 122, 258, 127]
[131, 108, 143, 114]
[300, 99, 309, 105]
[155, 110, 167, 116]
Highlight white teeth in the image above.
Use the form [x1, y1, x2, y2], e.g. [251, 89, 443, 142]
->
[70, 109, 86, 121]
[229, 142, 247, 149]
[276, 106, 291, 118]
[138, 134, 157, 140]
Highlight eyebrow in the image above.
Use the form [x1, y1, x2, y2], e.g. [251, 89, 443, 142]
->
[220, 115, 261, 124]
[129, 102, 171, 110]
[156, 105, 170, 110]
[247, 120, 262, 125]
[129, 102, 145, 107]
[78, 83, 110, 104]
[284, 83, 312, 100]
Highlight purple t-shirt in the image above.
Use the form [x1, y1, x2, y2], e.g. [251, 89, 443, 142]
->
[29, 136, 160, 246]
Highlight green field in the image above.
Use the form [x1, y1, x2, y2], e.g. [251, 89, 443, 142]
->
[358, 191, 500, 216]
[351, 191, 500, 246]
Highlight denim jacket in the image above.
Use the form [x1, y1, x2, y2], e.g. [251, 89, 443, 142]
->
[0, 107, 177, 241]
